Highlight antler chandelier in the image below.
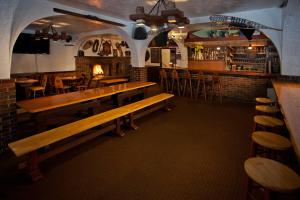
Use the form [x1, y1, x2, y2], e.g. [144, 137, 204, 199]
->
[130, 0, 189, 33]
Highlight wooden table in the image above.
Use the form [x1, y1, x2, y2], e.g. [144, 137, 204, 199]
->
[17, 81, 156, 114]
[99, 78, 128, 85]
[15, 78, 39, 84]
[61, 76, 82, 81]
[272, 80, 300, 161]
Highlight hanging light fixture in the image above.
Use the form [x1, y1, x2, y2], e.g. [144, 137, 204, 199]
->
[129, 0, 189, 35]
[34, 23, 72, 42]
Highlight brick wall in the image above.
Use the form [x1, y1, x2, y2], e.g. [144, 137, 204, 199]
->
[0, 79, 16, 153]
[220, 75, 268, 102]
[130, 67, 148, 82]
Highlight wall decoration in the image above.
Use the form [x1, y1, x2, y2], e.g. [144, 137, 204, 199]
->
[92, 40, 99, 52]
[113, 49, 118, 57]
[82, 40, 93, 50]
[125, 51, 131, 57]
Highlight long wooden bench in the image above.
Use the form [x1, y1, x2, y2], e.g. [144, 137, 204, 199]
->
[8, 93, 174, 181]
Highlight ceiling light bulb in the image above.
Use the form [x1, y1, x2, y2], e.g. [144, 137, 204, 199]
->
[216, 46, 221, 50]
[178, 25, 185, 29]
[150, 25, 158, 32]
[248, 44, 253, 50]
[136, 19, 145, 26]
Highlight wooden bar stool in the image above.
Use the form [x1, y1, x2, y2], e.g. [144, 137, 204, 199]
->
[211, 75, 223, 103]
[249, 131, 292, 162]
[182, 70, 193, 98]
[253, 115, 284, 133]
[195, 71, 207, 100]
[244, 157, 300, 200]
[256, 97, 273, 105]
[159, 69, 169, 92]
[171, 69, 181, 96]
[255, 105, 280, 116]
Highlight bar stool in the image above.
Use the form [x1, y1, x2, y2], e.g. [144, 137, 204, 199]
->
[159, 69, 169, 92]
[195, 71, 207, 100]
[256, 97, 273, 105]
[253, 115, 284, 133]
[171, 69, 181, 96]
[244, 157, 300, 200]
[249, 131, 292, 162]
[211, 75, 223, 103]
[182, 70, 193, 98]
[255, 105, 280, 116]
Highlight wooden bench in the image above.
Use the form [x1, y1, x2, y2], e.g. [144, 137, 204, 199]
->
[8, 93, 174, 181]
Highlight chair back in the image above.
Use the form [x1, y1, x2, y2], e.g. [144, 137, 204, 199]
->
[54, 76, 64, 89]
[41, 75, 48, 87]
[171, 69, 179, 79]
[159, 69, 167, 79]
[197, 71, 205, 80]
[184, 70, 191, 79]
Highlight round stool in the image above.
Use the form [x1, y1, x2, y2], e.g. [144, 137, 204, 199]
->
[256, 97, 273, 105]
[244, 157, 300, 200]
[255, 105, 280, 116]
[253, 115, 284, 132]
[249, 131, 292, 162]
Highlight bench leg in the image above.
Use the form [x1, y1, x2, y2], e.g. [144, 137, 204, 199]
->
[26, 151, 43, 181]
[129, 113, 139, 130]
[164, 100, 171, 111]
[115, 118, 125, 137]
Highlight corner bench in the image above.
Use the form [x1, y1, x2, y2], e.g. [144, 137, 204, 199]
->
[8, 93, 174, 181]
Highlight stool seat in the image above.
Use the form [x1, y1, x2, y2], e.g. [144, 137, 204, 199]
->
[254, 115, 284, 127]
[255, 105, 280, 114]
[256, 97, 273, 104]
[252, 131, 291, 151]
[244, 157, 300, 193]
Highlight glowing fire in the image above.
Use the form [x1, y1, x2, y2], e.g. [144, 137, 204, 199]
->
[93, 64, 104, 77]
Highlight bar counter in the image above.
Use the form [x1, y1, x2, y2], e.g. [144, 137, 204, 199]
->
[273, 80, 300, 162]
[147, 66, 275, 102]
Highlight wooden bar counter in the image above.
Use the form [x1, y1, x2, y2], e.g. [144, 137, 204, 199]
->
[272, 80, 300, 161]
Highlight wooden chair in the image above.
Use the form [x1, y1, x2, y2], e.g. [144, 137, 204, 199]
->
[244, 157, 300, 200]
[182, 70, 193, 98]
[171, 69, 181, 96]
[194, 71, 207, 100]
[159, 69, 169, 92]
[29, 75, 48, 99]
[54, 76, 71, 94]
[76, 74, 91, 91]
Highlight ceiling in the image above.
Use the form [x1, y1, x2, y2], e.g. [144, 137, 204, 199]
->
[49, 0, 284, 19]
[26, 15, 111, 34]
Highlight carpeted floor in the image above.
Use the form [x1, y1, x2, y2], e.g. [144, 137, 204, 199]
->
[0, 97, 254, 200]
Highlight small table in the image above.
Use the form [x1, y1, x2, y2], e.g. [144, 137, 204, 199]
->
[15, 79, 39, 84]
[61, 76, 83, 90]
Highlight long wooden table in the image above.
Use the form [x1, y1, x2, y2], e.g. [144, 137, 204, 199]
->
[272, 80, 300, 161]
[17, 81, 156, 114]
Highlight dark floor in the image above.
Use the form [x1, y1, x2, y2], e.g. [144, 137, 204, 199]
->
[0, 97, 254, 200]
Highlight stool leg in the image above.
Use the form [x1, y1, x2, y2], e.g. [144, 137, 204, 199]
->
[196, 80, 200, 99]
[183, 79, 187, 96]
[189, 79, 193, 98]
[249, 140, 257, 157]
[177, 79, 181, 96]
[203, 81, 207, 101]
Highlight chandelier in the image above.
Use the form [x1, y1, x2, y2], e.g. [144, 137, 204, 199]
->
[34, 24, 72, 42]
[130, 0, 189, 33]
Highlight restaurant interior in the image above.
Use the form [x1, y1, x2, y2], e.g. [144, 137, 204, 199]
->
[1, 0, 300, 199]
